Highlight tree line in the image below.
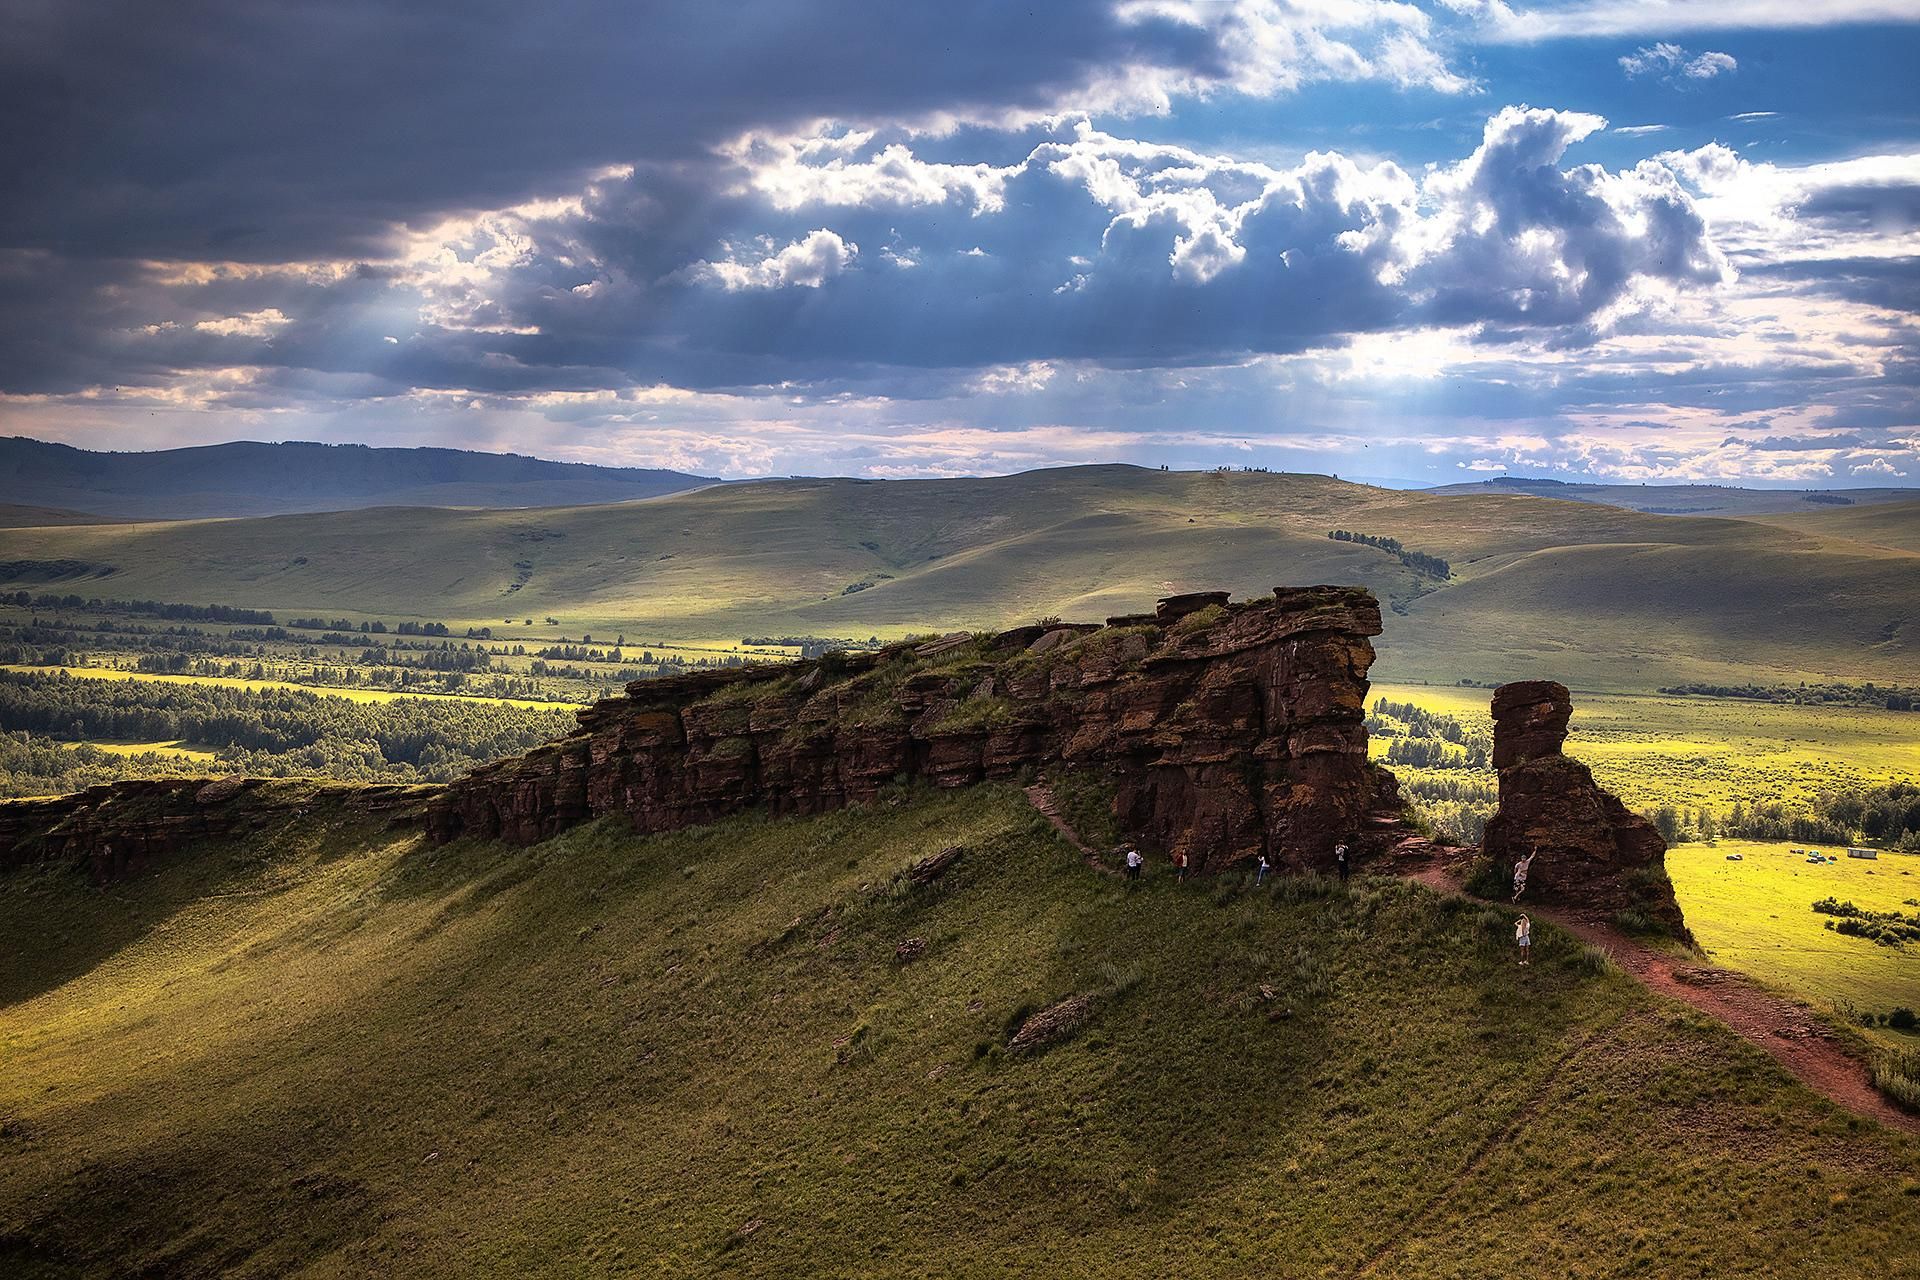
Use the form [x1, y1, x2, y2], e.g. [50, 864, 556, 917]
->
[1327, 531, 1451, 579]
[0, 670, 576, 794]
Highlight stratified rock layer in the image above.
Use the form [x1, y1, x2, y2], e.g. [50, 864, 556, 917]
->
[1482, 680, 1687, 933]
[426, 587, 1385, 873]
[0, 778, 426, 882]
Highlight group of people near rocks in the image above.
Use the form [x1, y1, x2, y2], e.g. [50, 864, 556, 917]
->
[1115, 837, 1540, 967]
[1119, 840, 1354, 886]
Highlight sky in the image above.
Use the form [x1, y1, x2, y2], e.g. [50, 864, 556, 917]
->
[2, 1, 1918, 487]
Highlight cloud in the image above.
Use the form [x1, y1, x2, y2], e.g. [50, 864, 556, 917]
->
[681, 230, 859, 290]
[1485, 0, 1920, 41]
[1, 3, 1914, 487]
[1619, 43, 1737, 80]
[190, 308, 292, 338]
[1851, 456, 1909, 476]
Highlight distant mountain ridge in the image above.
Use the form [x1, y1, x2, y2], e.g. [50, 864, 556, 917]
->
[1424, 476, 1916, 516]
[0, 438, 717, 520]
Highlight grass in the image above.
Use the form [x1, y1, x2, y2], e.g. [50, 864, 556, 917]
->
[0, 467, 1911, 690]
[1667, 839, 1920, 1047]
[3, 784, 1918, 1276]
[0, 665, 581, 709]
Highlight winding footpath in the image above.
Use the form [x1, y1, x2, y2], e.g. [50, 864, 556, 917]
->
[1403, 858, 1919, 1135]
[1022, 784, 1916, 1136]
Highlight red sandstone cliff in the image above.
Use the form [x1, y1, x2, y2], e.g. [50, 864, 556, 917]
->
[0, 777, 425, 883]
[425, 586, 1387, 873]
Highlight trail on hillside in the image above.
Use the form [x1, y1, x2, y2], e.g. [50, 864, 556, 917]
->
[1024, 783, 1119, 876]
[1023, 791, 1918, 1135]
[1404, 862, 1920, 1137]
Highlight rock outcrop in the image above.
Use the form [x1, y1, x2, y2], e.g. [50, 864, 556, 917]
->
[427, 586, 1386, 873]
[1482, 680, 1686, 933]
[0, 777, 425, 883]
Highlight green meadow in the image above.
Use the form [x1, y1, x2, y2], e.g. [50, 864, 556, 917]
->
[3, 784, 1917, 1277]
[1373, 681, 1920, 1039]
[1670, 840, 1920, 1047]
[1372, 682, 1920, 814]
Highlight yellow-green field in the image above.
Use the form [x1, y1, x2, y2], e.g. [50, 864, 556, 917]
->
[55, 738, 218, 762]
[1669, 840, 1920, 1045]
[1, 665, 585, 710]
[1374, 681, 1920, 1039]
[1372, 682, 1920, 813]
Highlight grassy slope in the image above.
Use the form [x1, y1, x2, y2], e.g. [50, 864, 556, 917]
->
[3, 784, 1917, 1278]
[1670, 839, 1920, 1044]
[0, 467, 1914, 688]
[1421, 480, 1918, 516]
[1749, 498, 1920, 555]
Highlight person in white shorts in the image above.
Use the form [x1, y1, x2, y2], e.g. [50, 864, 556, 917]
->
[1512, 851, 1536, 902]
[1515, 914, 1532, 965]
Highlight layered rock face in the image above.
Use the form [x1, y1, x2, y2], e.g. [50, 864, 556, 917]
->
[427, 587, 1386, 873]
[0, 778, 423, 883]
[1482, 680, 1686, 932]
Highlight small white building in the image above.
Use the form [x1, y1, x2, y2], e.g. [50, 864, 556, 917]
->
[1847, 847, 1878, 860]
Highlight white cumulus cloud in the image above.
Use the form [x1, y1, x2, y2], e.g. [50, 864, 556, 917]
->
[681, 230, 859, 290]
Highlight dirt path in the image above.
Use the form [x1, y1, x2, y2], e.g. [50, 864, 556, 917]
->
[1407, 864, 1920, 1136]
[1024, 783, 1119, 876]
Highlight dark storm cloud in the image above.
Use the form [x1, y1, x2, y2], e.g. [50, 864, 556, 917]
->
[1746, 256, 1920, 312]
[1794, 182, 1920, 233]
[0, 0, 1218, 263]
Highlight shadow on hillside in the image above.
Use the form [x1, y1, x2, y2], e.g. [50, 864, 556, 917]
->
[0, 1112, 379, 1277]
[0, 837, 304, 1010]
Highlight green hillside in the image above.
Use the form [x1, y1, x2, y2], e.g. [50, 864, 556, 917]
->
[1752, 499, 1920, 555]
[3, 782, 1917, 1277]
[1423, 478, 1918, 516]
[0, 467, 1913, 689]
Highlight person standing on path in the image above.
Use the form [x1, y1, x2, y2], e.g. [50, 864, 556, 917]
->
[1511, 850, 1536, 902]
[1334, 842, 1350, 884]
[1515, 913, 1532, 966]
[1125, 847, 1143, 881]
[1256, 854, 1270, 886]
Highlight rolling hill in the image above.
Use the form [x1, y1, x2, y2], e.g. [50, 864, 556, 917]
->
[3, 782, 1916, 1276]
[0, 466, 1913, 689]
[1424, 476, 1918, 516]
[0, 438, 716, 519]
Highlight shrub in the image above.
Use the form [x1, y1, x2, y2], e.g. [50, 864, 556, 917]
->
[1612, 908, 1658, 936]
[1892, 1008, 1918, 1031]
[1463, 857, 1507, 899]
[1874, 1049, 1920, 1113]
[1576, 944, 1617, 977]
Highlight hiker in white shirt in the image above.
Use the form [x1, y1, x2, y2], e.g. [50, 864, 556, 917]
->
[1512, 851, 1536, 902]
[1125, 848, 1143, 880]
[1515, 914, 1532, 965]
